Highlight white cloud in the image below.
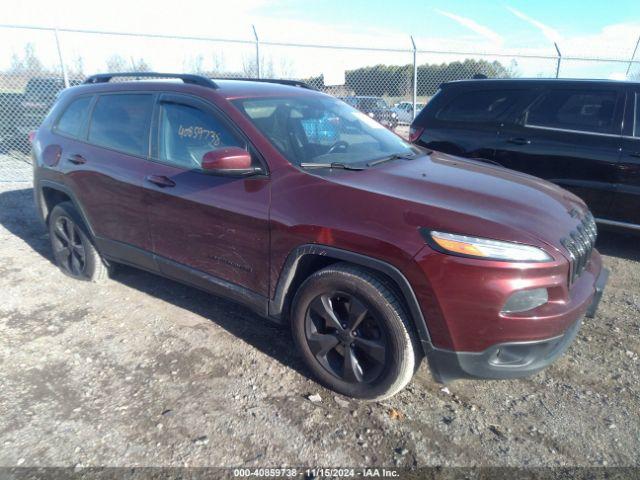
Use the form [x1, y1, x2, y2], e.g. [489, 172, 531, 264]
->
[506, 6, 563, 44]
[434, 9, 503, 45]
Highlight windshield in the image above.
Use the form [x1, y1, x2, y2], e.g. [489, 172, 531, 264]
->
[233, 96, 416, 166]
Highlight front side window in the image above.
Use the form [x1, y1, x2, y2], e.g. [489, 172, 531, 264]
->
[233, 96, 416, 166]
[526, 89, 618, 134]
[158, 102, 245, 169]
[88, 94, 153, 156]
[437, 89, 522, 122]
[55, 96, 92, 138]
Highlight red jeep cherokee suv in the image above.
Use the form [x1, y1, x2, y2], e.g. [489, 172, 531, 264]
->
[32, 73, 608, 399]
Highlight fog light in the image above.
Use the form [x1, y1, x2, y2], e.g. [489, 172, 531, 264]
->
[501, 288, 548, 313]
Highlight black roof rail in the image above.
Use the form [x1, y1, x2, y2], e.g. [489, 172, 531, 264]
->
[215, 77, 316, 90]
[83, 72, 218, 89]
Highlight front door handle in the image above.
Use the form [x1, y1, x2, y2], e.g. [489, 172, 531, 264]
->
[506, 137, 531, 146]
[145, 174, 176, 188]
[66, 154, 86, 165]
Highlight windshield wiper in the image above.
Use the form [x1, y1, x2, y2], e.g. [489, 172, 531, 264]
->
[299, 162, 365, 171]
[367, 152, 418, 167]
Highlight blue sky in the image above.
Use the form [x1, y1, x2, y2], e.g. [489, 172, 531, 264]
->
[2, 0, 639, 78]
[251, 0, 640, 50]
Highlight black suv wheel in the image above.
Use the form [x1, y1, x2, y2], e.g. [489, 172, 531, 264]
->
[48, 202, 109, 282]
[292, 263, 420, 400]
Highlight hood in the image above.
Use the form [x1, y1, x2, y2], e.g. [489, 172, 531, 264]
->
[329, 151, 588, 256]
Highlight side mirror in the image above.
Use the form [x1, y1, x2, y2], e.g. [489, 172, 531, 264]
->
[201, 147, 261, 176]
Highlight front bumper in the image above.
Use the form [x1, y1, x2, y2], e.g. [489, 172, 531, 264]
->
[426, 266, 609, 382]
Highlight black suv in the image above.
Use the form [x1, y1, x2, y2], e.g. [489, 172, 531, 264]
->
[410, 79, 640, 230]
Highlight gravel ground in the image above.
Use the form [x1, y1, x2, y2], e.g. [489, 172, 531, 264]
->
[0, 182, 638, 468]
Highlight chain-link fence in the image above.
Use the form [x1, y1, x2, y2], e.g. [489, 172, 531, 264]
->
[1, 24, 639, 182]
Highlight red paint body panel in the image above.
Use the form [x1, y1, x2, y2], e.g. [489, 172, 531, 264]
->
[143, 162, 271, 295]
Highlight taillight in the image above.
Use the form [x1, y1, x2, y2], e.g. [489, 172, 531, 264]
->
[408, 125, 424, 143]
[28, 130, 37, 144]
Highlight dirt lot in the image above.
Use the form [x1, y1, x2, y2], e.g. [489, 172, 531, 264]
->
[0, 182, 639, 468]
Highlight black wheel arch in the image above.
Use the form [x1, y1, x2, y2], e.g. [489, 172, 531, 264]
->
[269, 244, 433, 355]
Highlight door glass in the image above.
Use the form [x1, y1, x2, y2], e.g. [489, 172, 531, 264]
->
[436, 89, 523, 122]
[526, 89, 618, 134]
[88, 94, 153, 156]
[158, 102, 245, 169]
[55, 96, 92, 138]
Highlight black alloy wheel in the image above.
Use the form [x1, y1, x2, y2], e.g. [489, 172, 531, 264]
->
[305, 291, 387, 384]
[51, 215, 87, 276]
[48, 201, 110, 282]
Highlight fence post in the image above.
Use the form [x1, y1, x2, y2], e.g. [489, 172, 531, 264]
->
[411, 35, 417, 121]
[554, 42, 562, 78]
[54, 28, 69, 87]
[252, 25, 260, 79]
[626, 34, 640, 78]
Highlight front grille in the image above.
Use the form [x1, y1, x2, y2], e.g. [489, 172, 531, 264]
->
[561, 212, 597, 286]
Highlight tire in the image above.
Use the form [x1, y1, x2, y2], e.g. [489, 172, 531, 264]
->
[48, 201, 109, 282]
[291, 263, 420, 400]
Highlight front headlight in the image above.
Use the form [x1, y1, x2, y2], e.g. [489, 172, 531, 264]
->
[424, 230, 553, 262]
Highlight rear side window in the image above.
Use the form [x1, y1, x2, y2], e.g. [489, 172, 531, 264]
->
[88, 94, 153, 156]
[55, 96, 92, 138]
[158, 102, 245, 169]
[526, 89, 618, 134]
[436, 89, 522, 122]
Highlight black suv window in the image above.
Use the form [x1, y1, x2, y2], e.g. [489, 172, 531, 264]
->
[55, 96, 92, 138]
[526, 89, 618, 134]
[158, 101, 245, 169]
[437, 89, 522, 122]
[88, 94, 153, 156]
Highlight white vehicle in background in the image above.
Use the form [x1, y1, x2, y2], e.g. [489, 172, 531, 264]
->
[392, 101, 425, 124]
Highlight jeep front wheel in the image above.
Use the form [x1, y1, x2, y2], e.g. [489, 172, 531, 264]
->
[291, 263, 420, 400]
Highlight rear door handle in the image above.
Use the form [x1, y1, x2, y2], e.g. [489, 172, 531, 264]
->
[506, 137, 531, 146]
[145, 174, 176, 188]
[66, 154, 86, 165]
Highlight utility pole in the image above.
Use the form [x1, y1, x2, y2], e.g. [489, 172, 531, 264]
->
[411, 36, 417, 121]
[626, 34, 640, 78]
[54, 28, 69, 87]
[252, 25, 260, 79]
[554, 42, 562, 78]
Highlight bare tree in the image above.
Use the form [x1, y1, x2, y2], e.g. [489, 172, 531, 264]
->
[9, 43, 45, 74]
[211, 52, 226, 75]
[242, 54, 274, 78]
[69, 55, 85, 79]
[106, 54, 128, 72]
[183, 54, 205, 74]
[130, 57, 151, 72]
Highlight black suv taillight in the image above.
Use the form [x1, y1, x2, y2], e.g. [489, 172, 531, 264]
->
[409, 125, 424, 143]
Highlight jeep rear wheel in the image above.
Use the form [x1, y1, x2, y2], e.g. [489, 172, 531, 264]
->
[48, 202, 109, 282]
[291, 263, 420, 400]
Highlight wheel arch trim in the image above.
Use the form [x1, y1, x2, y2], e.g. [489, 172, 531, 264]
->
[37, 180, 96, 238]
[270, 244, 433, 353]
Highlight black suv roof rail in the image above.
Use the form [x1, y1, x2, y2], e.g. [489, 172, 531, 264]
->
[214, 77, 315, 90]
[83, 72, 219, 88]
[83, 73, 315, 90]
